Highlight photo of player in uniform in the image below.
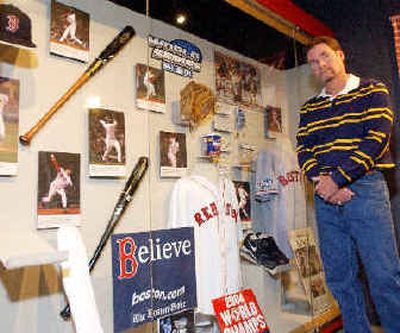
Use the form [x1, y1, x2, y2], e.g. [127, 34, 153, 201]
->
[89, 108, 126, 177]
[50, 0, 90, 63]
[266, 106, 282, 133]
[159, 131, 187, 178]
[158, 310, 194, 333]
[214, 51, 262, 108]
[233, 181, 251, 225]
[37, 151, 81, 229]
[0, 77, 19, 175]
[136, 63, 166, 113]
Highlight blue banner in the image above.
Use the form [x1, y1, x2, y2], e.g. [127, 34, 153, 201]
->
[112, 227, 196, 332]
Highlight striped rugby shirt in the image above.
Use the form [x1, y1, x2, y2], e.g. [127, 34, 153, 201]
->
[296, 75, 395, 187]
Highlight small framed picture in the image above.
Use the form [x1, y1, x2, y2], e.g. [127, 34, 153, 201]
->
[50, 0, 90, 62]
[89, 108, 126, 177]
[0, 77, 19, 175]
[265, 106, 283, 137]
[37, 151, 81, 229]
[159, 131, 187, 178]
[136, 64, 166, 113]
[233, 181, 252, 230]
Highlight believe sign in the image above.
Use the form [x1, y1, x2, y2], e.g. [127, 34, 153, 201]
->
[112, 227, 196, 332]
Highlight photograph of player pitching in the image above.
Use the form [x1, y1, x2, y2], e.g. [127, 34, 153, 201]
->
[89, 108, 125, 166]
[0, 77, 19, 169]
[38, 151, 80, 227]
[136, 63, 166, 113]
[50, 0, 90, 62]
[159, 131, 187, 178]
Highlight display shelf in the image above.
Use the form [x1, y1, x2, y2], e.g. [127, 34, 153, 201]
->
[0, 230, 68, 270]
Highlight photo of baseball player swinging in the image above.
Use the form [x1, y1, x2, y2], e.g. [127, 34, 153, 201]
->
[0, 77, 19, 175]
[89, 108, 126, 177]
[49, 0, 90, 63]
[37, 151, 81, 229]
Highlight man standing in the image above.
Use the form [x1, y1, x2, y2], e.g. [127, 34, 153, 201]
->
[296, 36, 400, 332]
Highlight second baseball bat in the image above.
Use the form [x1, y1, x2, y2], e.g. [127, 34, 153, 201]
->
[19, 25, 135, 146]
[60, 156, 149, 320]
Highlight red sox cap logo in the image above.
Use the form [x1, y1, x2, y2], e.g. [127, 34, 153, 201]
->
[6, 15, 20, 33]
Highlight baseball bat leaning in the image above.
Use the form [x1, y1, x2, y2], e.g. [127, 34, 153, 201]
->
[19, 25, 136, 146]
[60, 156, 149, 320]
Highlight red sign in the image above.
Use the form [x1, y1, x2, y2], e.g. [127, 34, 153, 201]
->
[212, 289, 269, 333]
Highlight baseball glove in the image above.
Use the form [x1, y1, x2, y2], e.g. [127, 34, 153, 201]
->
[180, 81, 215, 129]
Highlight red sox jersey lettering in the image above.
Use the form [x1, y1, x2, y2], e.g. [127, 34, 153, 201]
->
[117, 237, 138, 280]
[278, 171, 300, 186]
[194, 201, 238, 226]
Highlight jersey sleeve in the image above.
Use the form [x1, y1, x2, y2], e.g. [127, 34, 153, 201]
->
[296, 108, 320, 180]
[167, 179, 190, 229]
[331, 82, 394, 187]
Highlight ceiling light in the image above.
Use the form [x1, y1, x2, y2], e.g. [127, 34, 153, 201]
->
[176, 14, 186, 25]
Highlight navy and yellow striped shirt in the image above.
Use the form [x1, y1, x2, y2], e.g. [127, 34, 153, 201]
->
[296, 78, 395, 187]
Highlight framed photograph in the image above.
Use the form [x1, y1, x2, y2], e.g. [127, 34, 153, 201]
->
[0, 77, 19, 175]
[233, 181, 252, 230]
[136, 63, 166, 113]
[265, 106, 283, 135]
[89, 108, 126, 177]
[50, 0, 90, 62]
[214, 51, 262, 108]
[37, 151, 81, 229]
[159, 131, 187, 178]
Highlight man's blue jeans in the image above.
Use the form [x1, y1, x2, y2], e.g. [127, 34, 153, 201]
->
[315, 171, 400, 333]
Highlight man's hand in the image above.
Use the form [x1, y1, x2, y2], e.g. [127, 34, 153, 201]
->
[327, 187, 354, 205]
[315, 175, 339, 200]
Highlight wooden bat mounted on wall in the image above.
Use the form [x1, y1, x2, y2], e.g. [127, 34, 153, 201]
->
[19, 25, 135, 146]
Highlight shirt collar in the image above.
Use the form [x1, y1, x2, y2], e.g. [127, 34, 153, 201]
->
[318, 74, 360, 99]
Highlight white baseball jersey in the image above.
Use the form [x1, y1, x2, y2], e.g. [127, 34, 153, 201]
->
[253, 141, 307, 258]
[168, 175, 243, 315]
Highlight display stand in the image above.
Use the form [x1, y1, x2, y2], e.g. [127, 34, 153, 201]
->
[0, 230, 68, 270]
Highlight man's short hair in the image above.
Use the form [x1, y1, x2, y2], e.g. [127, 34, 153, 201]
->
[307, 36, 343, 53]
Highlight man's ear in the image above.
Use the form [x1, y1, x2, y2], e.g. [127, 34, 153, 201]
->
[336, 50, 345, 61]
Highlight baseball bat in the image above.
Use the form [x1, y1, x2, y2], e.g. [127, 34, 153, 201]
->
[60, 156, 149, 320]
[19, 25, 136, 146]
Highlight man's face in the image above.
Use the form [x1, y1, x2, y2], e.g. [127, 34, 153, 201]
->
[307, 43, 346, 83]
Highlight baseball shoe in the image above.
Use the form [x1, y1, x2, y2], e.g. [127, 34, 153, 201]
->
[256, 233, 290, 265]
[240, 233, 258, 264]
[240, 232, 291, 275]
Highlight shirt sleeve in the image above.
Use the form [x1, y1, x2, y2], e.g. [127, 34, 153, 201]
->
[296, 108, 321, 180]
[331, 82, 394, 187]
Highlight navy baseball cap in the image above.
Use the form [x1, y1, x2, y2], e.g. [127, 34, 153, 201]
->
[0, 4, 36, 48]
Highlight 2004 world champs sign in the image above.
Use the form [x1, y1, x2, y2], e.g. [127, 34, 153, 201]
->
[212, 289, 270, 333]
[112, 227, 197, 332]
[148, 35, 202, 77]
